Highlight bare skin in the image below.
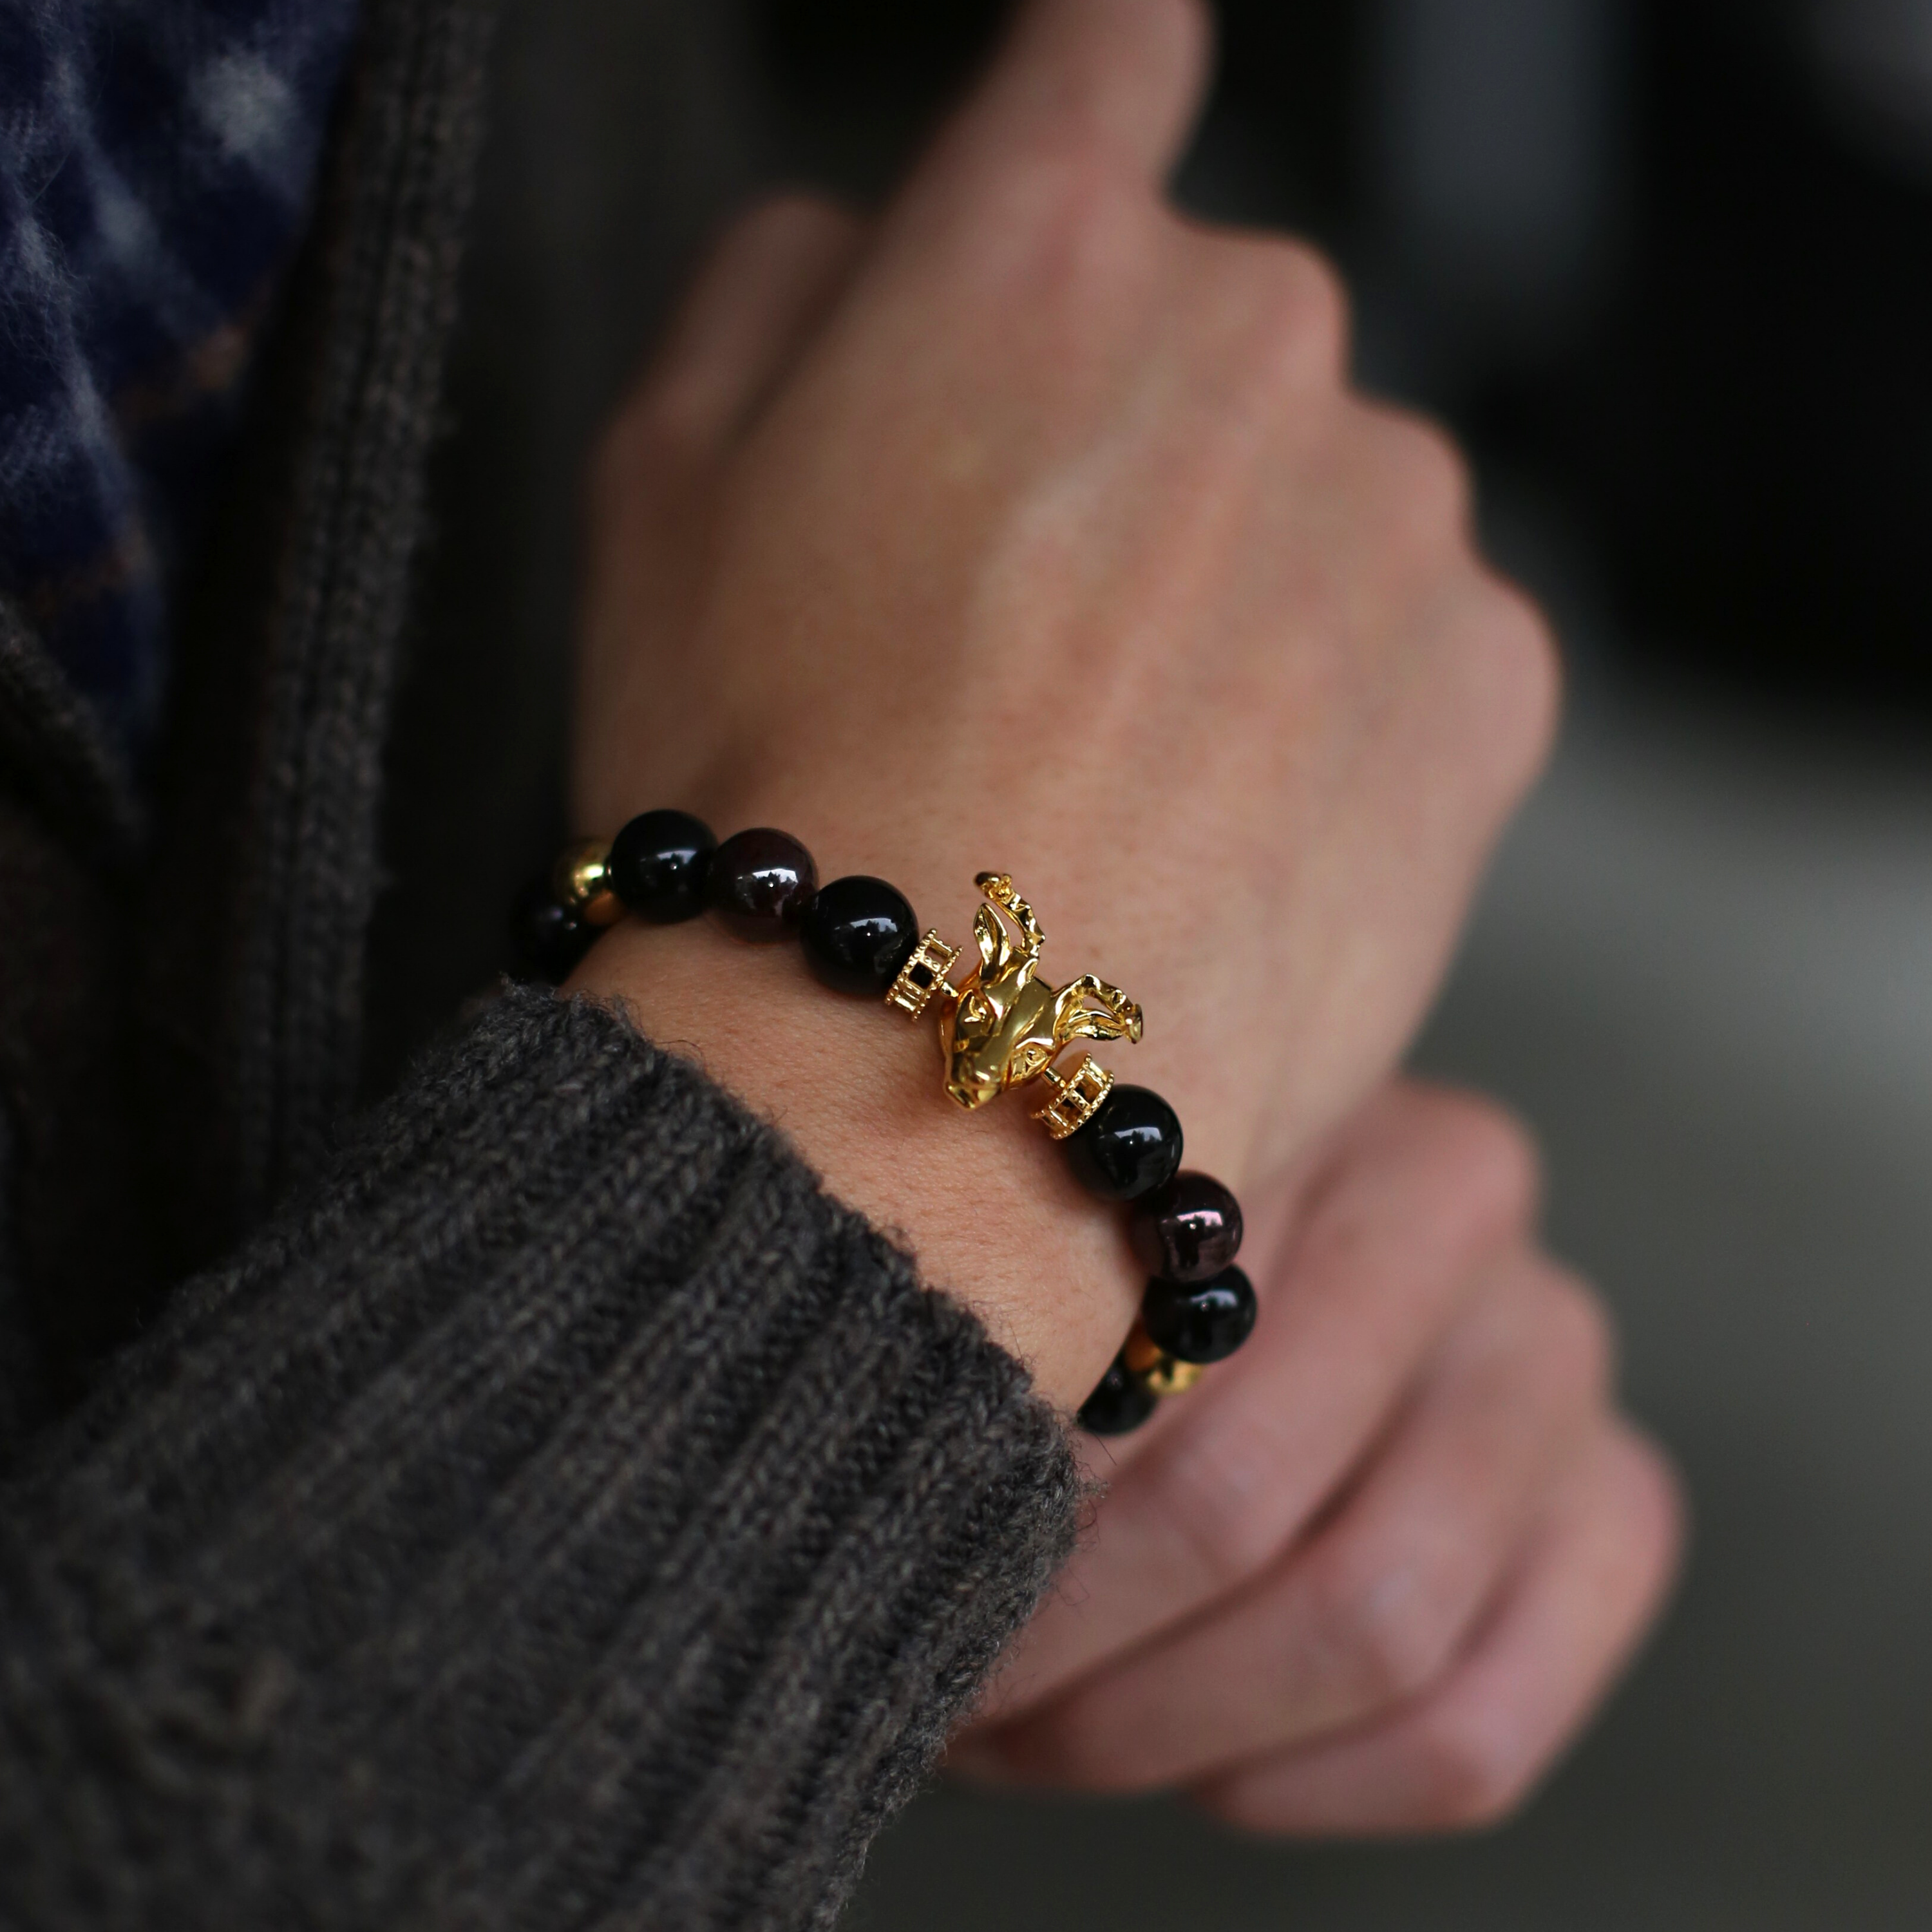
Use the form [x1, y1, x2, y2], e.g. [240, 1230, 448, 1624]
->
[571, 0, 1681, 1837]
[954, 1081, 1683, 1833]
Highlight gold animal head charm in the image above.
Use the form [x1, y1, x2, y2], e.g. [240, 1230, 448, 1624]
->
[899, 873, 1142, 1117]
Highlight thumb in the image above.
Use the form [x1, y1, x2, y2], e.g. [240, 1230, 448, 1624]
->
[912, 0, 1213, 200]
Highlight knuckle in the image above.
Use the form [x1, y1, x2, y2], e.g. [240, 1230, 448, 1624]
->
[1391, 1086, 1541, 1253]
[1238, 238, 1350, 388]
[1147, 1426, 1294, 1593]
[1437, 1091, 1543, 1236]
[1009, 141, 1150, 291]
[1097, 0, 1209, 75]
[1169, 1483, 1289, 1597]
[1538, 1269, 1618, 1405]
[1624, 1427, 1690, 1568]
[1347, 404, 1562, 794]
[1472, 574, 1564, 792]
[1408, 1707, 1534, 1830]
[1278, 240, 1352, 360]
[1373, 405, 1475, 542]
[1304, 1541, 1463, 1710]
[1156, 0, 1212, 46]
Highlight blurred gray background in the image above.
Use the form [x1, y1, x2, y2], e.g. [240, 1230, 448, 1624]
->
[378, 2, 1932, 1923]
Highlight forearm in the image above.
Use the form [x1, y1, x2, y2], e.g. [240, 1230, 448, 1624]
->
[0, 987, 1078, 1931]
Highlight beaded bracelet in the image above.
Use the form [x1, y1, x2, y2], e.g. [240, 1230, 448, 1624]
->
[513, 810, 1256, 1435]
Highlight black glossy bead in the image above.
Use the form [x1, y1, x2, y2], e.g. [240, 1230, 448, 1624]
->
[1077, 1352, 1159, 1436]
[1063, 1084, 1184, 1201]
[510, 880, 595, 984]
[704, 827, 818, 942]
[1129, 1171, 1244, 1283]
[608, 808, 716, 922]
[1141, 1265, 1258, 1364]
[800, 875, 920, 996]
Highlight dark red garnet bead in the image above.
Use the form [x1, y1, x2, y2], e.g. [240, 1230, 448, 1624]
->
[1128, 1172, 1244, 1284]
[1077, 1351, 1159, 1436]
[608, 808, 715, 923]
[1141, 1265, 1258, 1365]
[800, 876, 920, 996]
[704, 828, 818, 942]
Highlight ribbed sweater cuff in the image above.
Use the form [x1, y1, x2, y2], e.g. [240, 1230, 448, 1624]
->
[0, 984, 1081, 1931]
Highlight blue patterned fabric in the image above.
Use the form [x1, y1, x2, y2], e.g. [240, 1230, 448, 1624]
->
[0, 0, 359, 759]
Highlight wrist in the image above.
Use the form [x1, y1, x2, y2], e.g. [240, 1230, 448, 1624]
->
[569, 916, 1141, 1410]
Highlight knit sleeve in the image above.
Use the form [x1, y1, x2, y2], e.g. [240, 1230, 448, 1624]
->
[0, 983, 1081, 1932]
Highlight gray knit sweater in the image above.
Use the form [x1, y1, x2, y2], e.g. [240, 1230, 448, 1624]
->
[0, 2, 1082, 1926]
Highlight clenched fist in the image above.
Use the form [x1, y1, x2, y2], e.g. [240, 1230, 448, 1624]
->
[573, 0, 1557, 1412]
[958, 1082, 1681, 1833]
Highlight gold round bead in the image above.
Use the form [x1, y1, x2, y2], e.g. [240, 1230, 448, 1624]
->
[1123, 1322, 1206, 1398]
[553, 838, 625, 927]
[1138, 1354, 1206, 1399]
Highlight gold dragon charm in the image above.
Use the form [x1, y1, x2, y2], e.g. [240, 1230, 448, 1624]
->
[885, 873, 1142, 1137]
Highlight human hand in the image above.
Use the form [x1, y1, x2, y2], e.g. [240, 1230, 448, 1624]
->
[569, 0, 1558, 1411]
[952, 1081, 1684, 1832]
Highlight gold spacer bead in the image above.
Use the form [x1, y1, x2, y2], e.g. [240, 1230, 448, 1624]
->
[1142, 1356, 1206, 1398]
[553, 838, 625, 927]
[886, 929, 961, 1021]
[1123, 1322, 1206, 1398]
[1122, 1325, 1162, 1375]
[1032, 1056, 1114, 1141]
